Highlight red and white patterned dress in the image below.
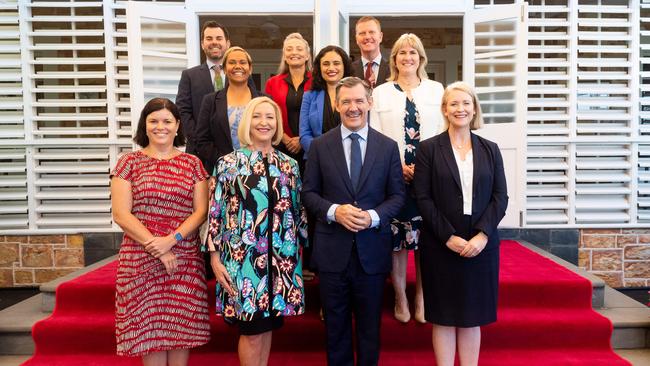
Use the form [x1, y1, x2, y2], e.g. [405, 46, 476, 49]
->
[111, 151, 210, 356]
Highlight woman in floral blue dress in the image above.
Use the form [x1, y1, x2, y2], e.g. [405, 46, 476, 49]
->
[204, 96, 308, 365]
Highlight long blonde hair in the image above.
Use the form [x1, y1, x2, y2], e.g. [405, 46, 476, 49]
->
[277, 33, 312, 75]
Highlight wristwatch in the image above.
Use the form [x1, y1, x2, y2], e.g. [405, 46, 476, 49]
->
[174, 232, 183, 242]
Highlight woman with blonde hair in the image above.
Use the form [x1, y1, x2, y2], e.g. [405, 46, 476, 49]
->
[265, 33, 313, 170]
[370, 33, 445, 323]
[206, 96, 308, 366]
[414, 81, 507, 366]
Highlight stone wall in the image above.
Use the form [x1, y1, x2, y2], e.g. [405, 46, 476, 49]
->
[0, 235, 84, 287]
[579, 229, 650, 288]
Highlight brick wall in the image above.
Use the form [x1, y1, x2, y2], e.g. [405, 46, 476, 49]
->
[0, 235, 84, 287]
[579, 229, 650, 288]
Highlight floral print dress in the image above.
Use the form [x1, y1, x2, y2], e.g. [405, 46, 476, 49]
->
[391, 84, 422, 251]
[204, 147, 308, 323]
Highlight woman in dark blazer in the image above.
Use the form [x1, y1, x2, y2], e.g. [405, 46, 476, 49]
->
[194, 46, 266, 175]
[413, 81, 508, 366]
[264, 33, 312, 168]
[298, 45, 352, 160]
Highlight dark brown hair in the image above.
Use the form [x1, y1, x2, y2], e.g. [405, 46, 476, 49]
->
[311, 45, 352, 91]
[133, 98, 185, 147]
[201, 21, 229, 41]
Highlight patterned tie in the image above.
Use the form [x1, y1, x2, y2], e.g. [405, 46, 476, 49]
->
[364, 61, 375, 88]
[349, 133, 362, 191]
[213, 65, 224, 91]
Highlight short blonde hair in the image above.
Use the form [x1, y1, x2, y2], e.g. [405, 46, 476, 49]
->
[221, 46, 253, 69]
[388, 33, 428, 82]
[238, 97, 284, 147]
[277, 33, 312, 75]
[441, 81, 484, 130]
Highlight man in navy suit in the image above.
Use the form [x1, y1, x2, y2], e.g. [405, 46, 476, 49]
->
[175, 21, 230, 155]
[302, 77, 405, 366]
[351, 17, 389, 88]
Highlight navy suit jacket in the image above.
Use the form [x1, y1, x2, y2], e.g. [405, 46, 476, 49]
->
[193, 84, 266, 175]
[302, 125, 406, 274]
[413, 131, 508, 251]
[175, 64, 214, 154]
[298, 89, 325, 160]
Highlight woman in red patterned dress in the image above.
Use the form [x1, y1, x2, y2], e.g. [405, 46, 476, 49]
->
[111, 98, 211, 365]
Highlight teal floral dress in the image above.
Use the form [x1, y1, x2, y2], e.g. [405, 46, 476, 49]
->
[392, 84, 422, 251]
[204, 147, 308, 323]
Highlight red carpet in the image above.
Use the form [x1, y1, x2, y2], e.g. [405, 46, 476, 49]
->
[23, 240, 630, 365]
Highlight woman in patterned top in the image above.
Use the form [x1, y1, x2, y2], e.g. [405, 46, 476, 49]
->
[111, 98, 210, 364]
[370, 33, 445, 324]
[205, 96, 308, 365]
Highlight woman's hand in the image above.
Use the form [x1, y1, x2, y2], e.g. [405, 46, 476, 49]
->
[402, 164, 415, 183]
[159, 251, 177, 275]
[144, 235, 175, 258]
[460, 232, 488, 258]
[445, 235, 468, 254]
[210, 253, 236, 296]
[285, 136, 302, 154]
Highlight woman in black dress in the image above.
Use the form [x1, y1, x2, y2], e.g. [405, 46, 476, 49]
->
[413, 81, 508, 366]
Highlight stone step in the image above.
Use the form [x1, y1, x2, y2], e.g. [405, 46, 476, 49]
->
[0, 294, 47, 355]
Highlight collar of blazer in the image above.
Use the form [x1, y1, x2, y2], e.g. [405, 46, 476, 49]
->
[439, 130, 481, 191]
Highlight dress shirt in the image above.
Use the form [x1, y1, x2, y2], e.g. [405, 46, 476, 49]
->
[361, 54, 383, 81]
[326, 123, 380, 228]
[206, 59, 225, 86]
[453, 148, 474, 215]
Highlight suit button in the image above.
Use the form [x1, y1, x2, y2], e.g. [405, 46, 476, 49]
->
[353, 201, 358, 206]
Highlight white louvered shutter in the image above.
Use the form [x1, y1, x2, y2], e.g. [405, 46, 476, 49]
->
[574, 1, 636, 225]
[0, 2, 28, 229]
[126, 1, 198, 132]
[464, 3, 528, 227]
[639, 0, 650, 222]
[526, 1, 572, 225]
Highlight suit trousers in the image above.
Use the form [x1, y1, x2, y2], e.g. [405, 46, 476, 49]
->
[319, 242, 386, 366]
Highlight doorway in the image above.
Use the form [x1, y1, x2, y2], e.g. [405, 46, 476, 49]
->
[348, 16, 463, 86]
[197, 15, 313, 90]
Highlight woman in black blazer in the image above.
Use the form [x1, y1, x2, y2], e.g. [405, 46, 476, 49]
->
[413, 81, 508, 366]
[194, 46, 266, 175]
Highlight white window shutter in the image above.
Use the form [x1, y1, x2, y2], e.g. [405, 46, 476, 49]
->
[526, 2, 572, 225]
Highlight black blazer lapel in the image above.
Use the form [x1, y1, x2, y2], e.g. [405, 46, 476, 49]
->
[378, 58, 390, 84]
[439, 131, 462, 190]
[357, 128, 379, 191]
[326, 127, 355, 196]
[214, 87, 233, 148]
[200, 63, 214, 95]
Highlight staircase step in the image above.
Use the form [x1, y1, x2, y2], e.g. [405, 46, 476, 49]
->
[597, 287, 650, 349]
[40, 255, 117, 313]
[0, 295, 48, 355]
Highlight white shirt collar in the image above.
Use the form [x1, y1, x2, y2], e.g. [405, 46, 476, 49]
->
[340, 123, 369, 141]
[361, 53, 382, 68]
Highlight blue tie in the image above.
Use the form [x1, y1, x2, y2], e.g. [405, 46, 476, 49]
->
[349, 133, 362, 191]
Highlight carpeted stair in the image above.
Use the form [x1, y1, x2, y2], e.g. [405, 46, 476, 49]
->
[23, 240, 630, 365]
